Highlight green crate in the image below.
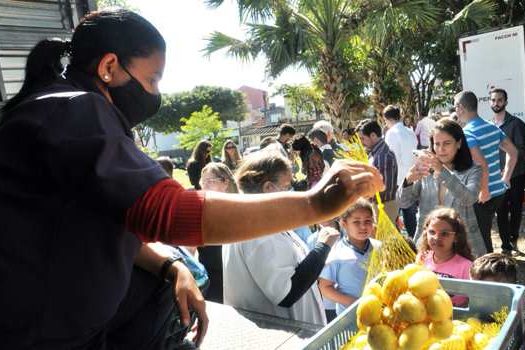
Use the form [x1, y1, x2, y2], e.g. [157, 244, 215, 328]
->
[302, 278, 524, 350]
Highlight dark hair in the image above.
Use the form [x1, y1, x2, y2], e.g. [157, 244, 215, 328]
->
[342, 128, 355, 137]
[259, 136, 277, 149]
[70, 10, 165, 72]
[470, 252, 517, 283]
[454, 91, 478, 112]
[1, 10, 165, 116]
[235, 152, 291, 194]
[382, 105, 401, 121]
[490, 88, 508, 102]
[340, 198, 375, 221]
[156, 157, 173, 177]
[356, 119, 382, 138]
[308, 128, 328, 144]
[188, 140, 212, 166]
[430, 118, 473, 172]
[418, 207, 474, 261]
[279, 123, 296, 136]
[1, 39, 69, 115]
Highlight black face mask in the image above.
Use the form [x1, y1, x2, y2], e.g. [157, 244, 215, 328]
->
[108, 64, 162, 128]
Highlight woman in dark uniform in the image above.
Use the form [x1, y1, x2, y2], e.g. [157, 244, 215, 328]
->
[0, 10, 383, 350]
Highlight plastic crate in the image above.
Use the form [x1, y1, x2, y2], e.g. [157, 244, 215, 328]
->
[302, 278, 525, 350]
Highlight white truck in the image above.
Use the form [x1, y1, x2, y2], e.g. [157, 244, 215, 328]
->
[458, 25, 525, 120]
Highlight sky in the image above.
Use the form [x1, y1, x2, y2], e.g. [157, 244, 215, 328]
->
[127, 0, 311, 103]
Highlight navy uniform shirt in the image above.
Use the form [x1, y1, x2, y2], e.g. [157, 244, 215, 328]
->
[0, 70, 168, 344]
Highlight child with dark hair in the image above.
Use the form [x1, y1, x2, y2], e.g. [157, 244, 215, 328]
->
[292, 134, 325, 189]
[319, 198, 380, 317]
[417, 207, 473, 306]
[470, 252, 518, 284]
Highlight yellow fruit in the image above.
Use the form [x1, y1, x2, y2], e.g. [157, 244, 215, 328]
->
[472, 333, 490, 349]
[363, 282, 383, 299]
[398, 323, 430, 350]
[466, 317, 483, 332]
[429, 319, 453, 339]
[403, 263, 425, 280]
[427, 343, 444, 350]
[393, 293, 427, 324]
[382, 306, 396, 326]
[408, 271, 440, 298]
[382, 270, 408, 305]
[357, 295, 383, 326]
[452, 320, 475, 343]
[441, 334, 466, 350]
[368, 324, 398, 350]
[425, 289, 453, 321]
[354, 333, 369, 348]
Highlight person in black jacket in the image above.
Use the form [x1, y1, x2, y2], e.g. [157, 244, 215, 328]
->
[491, 88, 525, 254]
[186, 140, 212, 189]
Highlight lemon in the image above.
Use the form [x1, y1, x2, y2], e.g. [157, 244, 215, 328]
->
[429, 319, 453, 339]
[425, 289, 453, 321]
[398, 323, 429, 350]
[357, 295, 383, 326]
[408, 270, 439, 298]
[393, 293, 427, 324]
[362, 282, 383, 299]
[368, 324, 398, 350]
[403, 263, 425, 280]
[382, 269, 408, 305]
[452, 320, 474, 343]
[472, 333, 490, 349]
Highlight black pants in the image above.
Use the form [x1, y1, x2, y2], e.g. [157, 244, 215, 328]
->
[474, 194, 505, 253]
[401, 203, 418, 238]
[496, 174, 525, 250]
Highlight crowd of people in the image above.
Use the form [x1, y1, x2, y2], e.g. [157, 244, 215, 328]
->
[0, 8, 523, 350]
[178, 85, 523, 329]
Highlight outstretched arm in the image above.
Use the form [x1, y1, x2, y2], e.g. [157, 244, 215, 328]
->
[127, 160, 384, 245]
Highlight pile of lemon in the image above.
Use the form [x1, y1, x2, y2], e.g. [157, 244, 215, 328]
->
[343, 264, 503, 350]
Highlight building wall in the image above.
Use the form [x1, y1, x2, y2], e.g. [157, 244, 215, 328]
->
[0, 0, 94, 101]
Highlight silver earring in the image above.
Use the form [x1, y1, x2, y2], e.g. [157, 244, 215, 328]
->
[103, 75, 109, 81]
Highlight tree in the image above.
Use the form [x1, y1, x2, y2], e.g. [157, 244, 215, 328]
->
[179, 105, 230, 154]
[274, 84, 324, 122]
[204, 0, 438, 128]
[96, 0, 138, 11]
[144, 86, 247, 133]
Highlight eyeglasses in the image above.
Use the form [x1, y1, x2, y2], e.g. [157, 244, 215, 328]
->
[270, 182, 293, 192]
[427, 230, 455, 238]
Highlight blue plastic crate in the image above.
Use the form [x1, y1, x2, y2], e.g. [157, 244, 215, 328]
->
[302, 278, 524, 350]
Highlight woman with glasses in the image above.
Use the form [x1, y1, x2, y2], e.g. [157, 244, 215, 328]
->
[187, 140, 212, 189]
[221, 140, 242, 171]
[398, 118, 485, 257]
[222, 151, 341, 325]
[197, 163, 238, 303]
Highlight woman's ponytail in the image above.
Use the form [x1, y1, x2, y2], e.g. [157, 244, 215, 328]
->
[1, 38, 69, 116]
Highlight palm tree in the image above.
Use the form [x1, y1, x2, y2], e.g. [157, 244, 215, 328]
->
[203, 0, 439, 128]
[360, 0, 497, 117]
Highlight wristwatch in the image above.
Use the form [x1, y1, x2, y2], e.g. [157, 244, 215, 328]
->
[160, 252, 184, 283]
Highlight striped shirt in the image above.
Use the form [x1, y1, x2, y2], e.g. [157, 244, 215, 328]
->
[369, 138, 398, 202]
[463, 116, 507, 197]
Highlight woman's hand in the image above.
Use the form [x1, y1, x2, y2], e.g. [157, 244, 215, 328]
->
[169, 261, 208, 347]
[422, 152, 444, 177]
[308, 160, 384, 221]
[317, 226, 341, 248]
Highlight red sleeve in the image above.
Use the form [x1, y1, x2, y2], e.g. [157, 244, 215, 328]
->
[125, 178, 205, 246]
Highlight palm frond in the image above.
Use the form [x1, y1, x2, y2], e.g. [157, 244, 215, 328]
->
[442, 0, 497, 39]
[361, 0, 440, 47]
[202, 31, 260, 62]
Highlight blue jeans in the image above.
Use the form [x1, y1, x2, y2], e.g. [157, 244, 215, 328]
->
[401, 203, 418, 238]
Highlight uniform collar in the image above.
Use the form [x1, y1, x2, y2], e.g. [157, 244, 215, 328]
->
[343, 237, 371, 255]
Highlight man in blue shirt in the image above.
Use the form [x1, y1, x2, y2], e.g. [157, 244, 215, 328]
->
[454, 91, 517, 253]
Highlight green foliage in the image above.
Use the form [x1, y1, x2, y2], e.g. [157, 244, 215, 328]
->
[179, 106, 230, 154]
[138, 145, 158, 159]
[144, 86, 247, 133]
[274, 84, 324, 119]
[96, 0, 138, 11]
